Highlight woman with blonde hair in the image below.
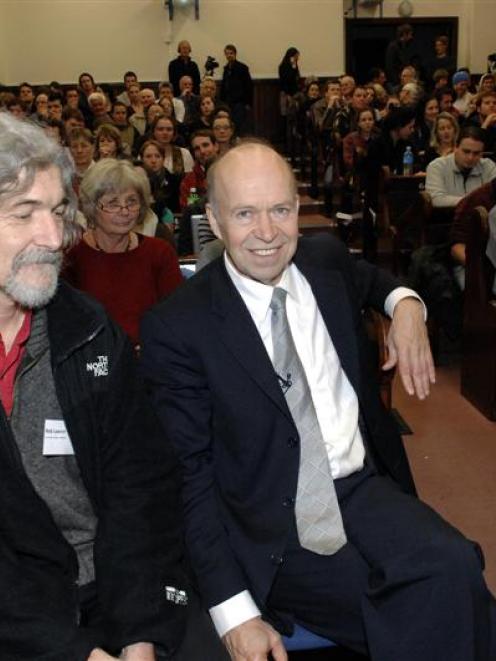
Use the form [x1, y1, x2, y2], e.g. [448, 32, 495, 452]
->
[63, 159, 182, 348]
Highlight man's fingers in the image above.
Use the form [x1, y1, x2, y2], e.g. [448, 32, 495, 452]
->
[270, 638, 288, 661]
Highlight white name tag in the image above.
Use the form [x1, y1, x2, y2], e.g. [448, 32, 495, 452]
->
[43, 419, 74, 456]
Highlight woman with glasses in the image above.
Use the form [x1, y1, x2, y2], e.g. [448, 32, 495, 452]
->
[62, 159, 182, 349]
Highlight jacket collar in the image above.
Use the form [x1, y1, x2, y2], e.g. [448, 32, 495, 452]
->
[45, 280, 104, 365]
[207, 241, 360, 412]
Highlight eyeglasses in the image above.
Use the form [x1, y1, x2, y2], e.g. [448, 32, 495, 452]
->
[98, 199, 141, 214]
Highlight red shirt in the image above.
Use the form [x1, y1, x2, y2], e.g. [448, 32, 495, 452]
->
[0, 311, 32, 417]
[62, 235, 183, 346]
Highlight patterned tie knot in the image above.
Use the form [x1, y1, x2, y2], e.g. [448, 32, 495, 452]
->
[270, 287, 287, 312]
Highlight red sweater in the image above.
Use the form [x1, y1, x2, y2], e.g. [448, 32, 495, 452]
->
[63, 236, 183, 345]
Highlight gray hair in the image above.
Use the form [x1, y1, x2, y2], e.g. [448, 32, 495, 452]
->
[206, 138, 297, 217]
[0, 111, 79, 248]
[79, 158, 152, 227]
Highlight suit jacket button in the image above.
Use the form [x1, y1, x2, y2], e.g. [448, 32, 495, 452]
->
[287, 436, 298, 448]
[270, 554, 284, 566]
[282, 497, 295, 507]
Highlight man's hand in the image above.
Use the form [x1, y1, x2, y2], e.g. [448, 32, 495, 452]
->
[120, 642, 156, 660]
[383, 297, 435, 400]
[223, 617, 287, 661]
[87, 649, 119, 661]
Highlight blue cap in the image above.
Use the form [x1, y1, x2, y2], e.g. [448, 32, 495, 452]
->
[452, 71, 470, 85]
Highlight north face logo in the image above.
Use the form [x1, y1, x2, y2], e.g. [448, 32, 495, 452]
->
[86, 355, 109, 377]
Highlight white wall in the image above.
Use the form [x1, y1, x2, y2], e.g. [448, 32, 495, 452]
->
[0, 0, 345, 85]
[0, 0, 493, 86]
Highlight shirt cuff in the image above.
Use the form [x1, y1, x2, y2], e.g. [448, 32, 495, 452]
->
[209, 590, 261, 638]
[385, 287, 427, 320]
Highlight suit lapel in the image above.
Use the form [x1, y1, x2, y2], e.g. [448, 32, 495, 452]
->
[208, 260, 293, 421]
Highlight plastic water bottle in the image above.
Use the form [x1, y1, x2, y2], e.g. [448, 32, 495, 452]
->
[403, 146, 414, 176]
[187, 187, 200, 206]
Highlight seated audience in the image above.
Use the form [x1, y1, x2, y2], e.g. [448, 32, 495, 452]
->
[187, 95, 216, 134]
[339, 74, 356, 104]
[466, 90, 496, 155]
[452, 70, 473, 117]
[432, 68, 450, 91]
[426, 126, 496, 207]
[18, 81, 34, 113]
[450, 176, 496, 286]
[436, 86, 459, 117]
[111, 101, 140, 155]
[88, 91, 112, 129]
[63, 159, 183, 348]
[477, 73, 496, 94]
[62, 107, 86, 138]
[151, 114, 193, 173]
[179, 129, 219, 209]
[33, 89, 49, 119]
[177, 75, 200, 124]
[116, 70, 138, 106]
[67, 127, 95, 193]
[65, 86, 80, 110]
[77, 71, 101, 125]
[413, 95, 440, 153]
[200, 77, 218, 100]
[399, 81, 423, 108]
[159, 81, 185, 123]
[212, 115, 237, 155]
[421, 111, 459, 168]
[47, 92, 63, 121]
[140, 139, 181, 215]
[94, 123, 126, 161]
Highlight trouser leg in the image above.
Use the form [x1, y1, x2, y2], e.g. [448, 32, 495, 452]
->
[268, 469, 495, 661]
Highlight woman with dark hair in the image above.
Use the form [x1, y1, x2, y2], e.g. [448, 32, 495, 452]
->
[413, 94, 439, 152]
[77, 72, 101, 125]
[139, 139, 181, 215]
[278, 47, 300, 98]
[151, 114, 193, 174]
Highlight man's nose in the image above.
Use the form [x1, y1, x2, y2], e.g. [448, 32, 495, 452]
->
[254, 212, 277, 242]
[34, 211, 64, 249]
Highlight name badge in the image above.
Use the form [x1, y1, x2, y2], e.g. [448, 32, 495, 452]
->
[43, 419, 74, 456]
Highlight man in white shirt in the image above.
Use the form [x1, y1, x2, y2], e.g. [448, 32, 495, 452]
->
[141, 141, 495, 661]
[426, 125, 496, 207]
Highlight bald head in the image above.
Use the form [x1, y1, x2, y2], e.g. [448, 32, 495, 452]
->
[205, 142, 300, 286]
[207, 141, 297, 215]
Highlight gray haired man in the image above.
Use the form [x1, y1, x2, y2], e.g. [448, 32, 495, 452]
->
[0, 113, 188, 660]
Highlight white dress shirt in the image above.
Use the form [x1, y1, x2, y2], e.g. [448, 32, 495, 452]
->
[209, 253, 420, 637]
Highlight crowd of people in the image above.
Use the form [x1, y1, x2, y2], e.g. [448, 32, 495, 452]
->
[1, 27, 496, 661]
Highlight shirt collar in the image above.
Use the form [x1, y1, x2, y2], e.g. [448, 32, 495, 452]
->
[223, 252, 307, 324]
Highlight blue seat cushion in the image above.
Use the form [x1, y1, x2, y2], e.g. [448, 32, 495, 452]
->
[282, 623, 337, 651]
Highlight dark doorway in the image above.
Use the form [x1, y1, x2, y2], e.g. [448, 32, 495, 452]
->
[345, 17, 459, 84]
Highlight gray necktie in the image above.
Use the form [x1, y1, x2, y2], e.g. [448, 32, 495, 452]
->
[270, 287, 347, 555]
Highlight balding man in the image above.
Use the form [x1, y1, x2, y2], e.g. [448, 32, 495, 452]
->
[168, 40, 201, 97]
[141, 141, 495, 661]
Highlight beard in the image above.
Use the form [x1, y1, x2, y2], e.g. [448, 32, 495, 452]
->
[3, 248, 62, 309]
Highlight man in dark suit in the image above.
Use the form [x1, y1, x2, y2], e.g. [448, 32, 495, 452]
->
[141, 141, 495, 661]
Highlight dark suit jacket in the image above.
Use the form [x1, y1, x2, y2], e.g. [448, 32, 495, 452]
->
[141, 235, 415, 612]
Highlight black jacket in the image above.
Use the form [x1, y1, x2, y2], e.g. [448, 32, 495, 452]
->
[141, 235, 415, 611]
[168, 57, 201, 96]
[220, 60, 253, 106]
[0, 281, 187, 660]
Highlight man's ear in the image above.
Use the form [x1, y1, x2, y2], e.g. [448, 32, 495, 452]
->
[206, 203, 223, 240]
